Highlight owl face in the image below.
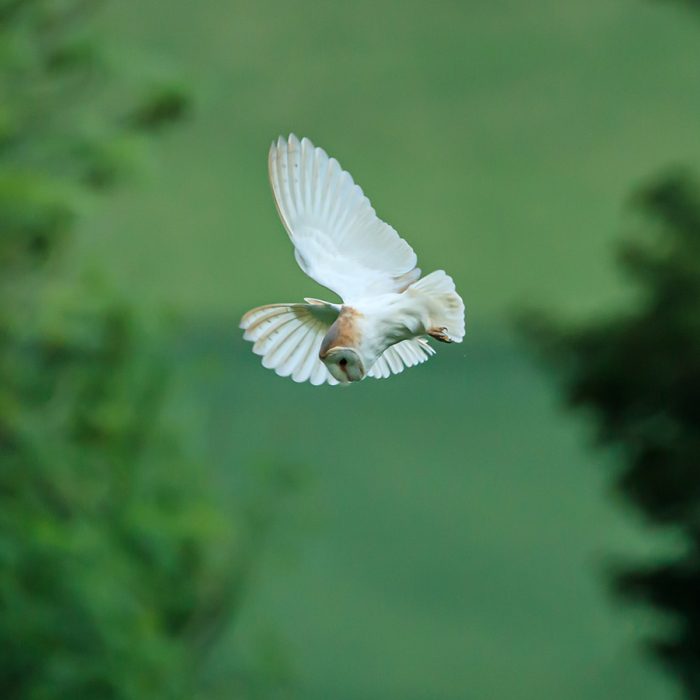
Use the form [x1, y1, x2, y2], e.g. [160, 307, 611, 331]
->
[322, 347, 365, 383]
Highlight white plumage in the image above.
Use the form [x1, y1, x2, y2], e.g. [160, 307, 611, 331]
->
[240, 135, 465, 385]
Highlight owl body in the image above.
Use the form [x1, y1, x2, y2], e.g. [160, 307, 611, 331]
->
[319, 293, 421, 382]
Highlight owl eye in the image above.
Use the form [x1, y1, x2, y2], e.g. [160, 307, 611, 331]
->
[339, 358, 348, 367]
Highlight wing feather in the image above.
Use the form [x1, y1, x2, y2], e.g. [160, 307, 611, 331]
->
[278, 323, 315, 377]
[241, 303, 339, 385]
[369, 355, 386, 379]
[367, 338, 435, 380]
[262, 319, 307, 370]
[269, 135, 420, 301]
[291, 326, 319, 383]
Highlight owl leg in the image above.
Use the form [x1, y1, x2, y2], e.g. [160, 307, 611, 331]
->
[428, 327, 453, 343]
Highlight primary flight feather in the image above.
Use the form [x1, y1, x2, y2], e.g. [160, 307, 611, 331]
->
[240, 134, 465, 385]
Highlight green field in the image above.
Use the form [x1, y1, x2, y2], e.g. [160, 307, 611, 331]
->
[70, 0, 700, 697]
[177, 329, 675, 700]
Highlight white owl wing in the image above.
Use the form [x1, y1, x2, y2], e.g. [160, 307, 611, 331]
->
[367, 338, 436, 379]
[240, 302, 340, 385]
[268, 134, 420, 302]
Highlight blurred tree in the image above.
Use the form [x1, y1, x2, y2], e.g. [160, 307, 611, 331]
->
[520, 172, 700, 698]
[0, 1, 293, 698]
[522, 0, 700, 695]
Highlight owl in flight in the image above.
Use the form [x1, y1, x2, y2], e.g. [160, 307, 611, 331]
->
[241, 135, 465, 385]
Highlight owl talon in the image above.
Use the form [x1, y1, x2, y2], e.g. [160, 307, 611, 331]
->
[429, 327, 452, 343]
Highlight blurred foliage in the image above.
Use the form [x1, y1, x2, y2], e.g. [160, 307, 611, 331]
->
[520, 172, 700, 697]
[0, 1, 292, 698]
[522, 1, 700, 696]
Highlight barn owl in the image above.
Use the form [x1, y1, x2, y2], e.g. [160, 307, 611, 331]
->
[240, 135, 465, 385]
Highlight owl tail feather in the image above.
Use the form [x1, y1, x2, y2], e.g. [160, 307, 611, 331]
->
[407, 270, 466, 343]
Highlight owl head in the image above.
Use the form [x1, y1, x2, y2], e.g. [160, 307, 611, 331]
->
[321, 347, 365, 383]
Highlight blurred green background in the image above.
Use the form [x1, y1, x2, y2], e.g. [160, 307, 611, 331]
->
[4, 0, 700, 698]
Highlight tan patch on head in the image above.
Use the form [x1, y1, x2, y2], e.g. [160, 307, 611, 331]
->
[319, 307, 362, 358]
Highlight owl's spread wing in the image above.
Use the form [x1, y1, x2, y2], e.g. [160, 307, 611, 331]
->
[367, 338, 436, 379]
[268, 134, 420, 302]
[240, 302, 339, 385]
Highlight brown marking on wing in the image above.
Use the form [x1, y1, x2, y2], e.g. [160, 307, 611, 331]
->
[240, 303, 285, 326]
[319, 307, 363, 358]
[394, 267, 421, 292]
